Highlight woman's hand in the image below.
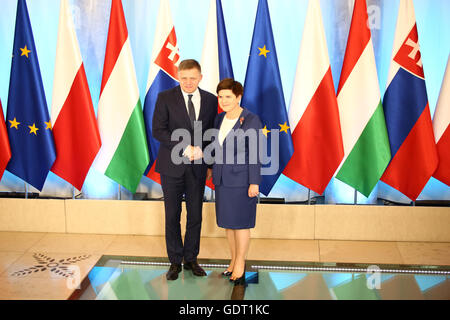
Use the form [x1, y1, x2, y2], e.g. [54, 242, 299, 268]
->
[248, 184, 259, 198]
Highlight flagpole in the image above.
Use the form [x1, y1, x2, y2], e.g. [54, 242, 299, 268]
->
[24, 182, 28, 199]
[118, 184, 121, 200]
[354, 189, 357, 205]
[307, 189, 311, 205]
[72, 186, 75, 200]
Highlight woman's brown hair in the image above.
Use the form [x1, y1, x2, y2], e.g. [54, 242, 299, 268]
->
[216, 78, 244, 97]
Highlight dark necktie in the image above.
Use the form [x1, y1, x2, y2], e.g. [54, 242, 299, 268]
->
[188, 94, 196, 128]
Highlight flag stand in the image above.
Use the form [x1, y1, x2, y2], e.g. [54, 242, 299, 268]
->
[354, 190, 357, 205]
[24, 182, 28, 199]
[72, 186, 75, 200]
[118, 184, 122, 200]
[307, 189, 311, 205]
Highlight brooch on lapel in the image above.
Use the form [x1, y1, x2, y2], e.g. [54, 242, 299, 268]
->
[239, 117, 245, 126]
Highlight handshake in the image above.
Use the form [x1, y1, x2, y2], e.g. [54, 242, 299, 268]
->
[183, 145, 204, 161]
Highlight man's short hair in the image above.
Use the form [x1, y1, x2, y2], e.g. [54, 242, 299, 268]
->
[178, 59, 202, 72]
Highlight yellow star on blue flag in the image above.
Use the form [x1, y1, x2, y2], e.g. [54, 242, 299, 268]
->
[5, 0, 56, 191]
[241, 0, 294, 196]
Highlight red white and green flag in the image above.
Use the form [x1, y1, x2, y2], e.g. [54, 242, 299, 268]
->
[335, 0, 391, 197]
[93, 0, 149, 193]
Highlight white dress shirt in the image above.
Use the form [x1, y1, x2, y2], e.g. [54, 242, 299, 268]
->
[218, 116, 239, 146]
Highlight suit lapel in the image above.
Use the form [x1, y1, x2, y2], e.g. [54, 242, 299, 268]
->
[174, 86, 192, 129]
[198, 88, 212, 123]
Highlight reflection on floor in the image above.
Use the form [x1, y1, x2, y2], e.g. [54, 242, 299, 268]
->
[0, 232, 449, 300]
[72, 257, 450, 300]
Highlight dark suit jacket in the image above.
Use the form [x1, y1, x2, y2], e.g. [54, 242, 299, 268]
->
[212, 108, 262, 187]
[152, 85, 218, 179]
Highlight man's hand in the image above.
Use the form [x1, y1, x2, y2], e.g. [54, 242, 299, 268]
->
[248, 184, 259, 198]
[183, 145, 203, 161]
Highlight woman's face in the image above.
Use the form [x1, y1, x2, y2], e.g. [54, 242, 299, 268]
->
[218, 89, 241, 113]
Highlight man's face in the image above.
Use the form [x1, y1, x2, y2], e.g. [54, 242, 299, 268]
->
[178, 68, 203, 93]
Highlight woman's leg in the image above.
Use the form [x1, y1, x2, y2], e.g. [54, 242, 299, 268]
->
[230, 229, 250, 280]
[226, 229, 236, 272]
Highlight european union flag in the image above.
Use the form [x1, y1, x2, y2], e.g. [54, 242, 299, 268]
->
[241, 0, 294, 196]
[6, 0, 56, 191]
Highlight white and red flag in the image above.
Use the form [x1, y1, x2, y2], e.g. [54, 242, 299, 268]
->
[50, 0, 101, 190]
[283, 0, 343, 195]
[432, 54, 450, 186]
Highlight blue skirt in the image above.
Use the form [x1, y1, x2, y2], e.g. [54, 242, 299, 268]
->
[215, 185, 257, 229]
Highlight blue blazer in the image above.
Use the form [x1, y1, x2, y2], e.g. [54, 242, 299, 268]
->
[212, 108, 262, 187]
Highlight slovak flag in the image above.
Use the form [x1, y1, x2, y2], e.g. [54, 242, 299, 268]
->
[143, 0, 180, 184]
[381, 0, 438, 201]
[200, 0, 234, 112]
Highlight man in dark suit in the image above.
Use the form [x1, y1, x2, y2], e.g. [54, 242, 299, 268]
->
[152, 59, 218, 280]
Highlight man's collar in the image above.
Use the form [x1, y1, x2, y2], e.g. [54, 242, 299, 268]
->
[180, 87, 200, 98]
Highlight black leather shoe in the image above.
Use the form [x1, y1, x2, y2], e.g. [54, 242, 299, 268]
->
[166, 263, 182, 280]
[183, 261, 207, 276]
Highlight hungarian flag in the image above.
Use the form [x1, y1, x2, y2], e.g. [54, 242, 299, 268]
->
[432, 54, 450, 186]
[200, 0, 234, 190]
[381, 0, 438, 201]
[283, 0, 343, 195]
[93, 0, 149, 193]
[143, 0, 179, 185]
[335, 0, 391, 197]
[0, 99, 11, 181]
[50, 0, 101, 191]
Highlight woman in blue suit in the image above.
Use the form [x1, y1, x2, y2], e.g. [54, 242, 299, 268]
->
[212, 78, 262, 284]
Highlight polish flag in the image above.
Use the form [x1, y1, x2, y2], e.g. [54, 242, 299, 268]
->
[432, 54, 450, 186]
[0, 99, 11, 181]
[381, 0, 438, 200]
[283, 0, 343, 195]
[50, 0, 101, 190]
[200, 0, 234, 114]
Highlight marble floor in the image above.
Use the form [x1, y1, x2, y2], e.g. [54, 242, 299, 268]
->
[0, 231, 449, 300]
